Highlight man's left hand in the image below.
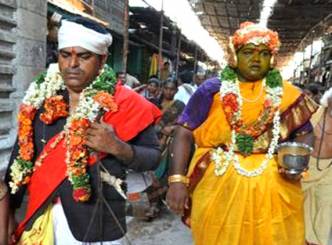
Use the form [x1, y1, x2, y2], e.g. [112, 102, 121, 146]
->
[86, 120, 121, 155]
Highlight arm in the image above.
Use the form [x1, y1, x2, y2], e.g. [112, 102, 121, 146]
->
[5, 139, 27, 209]
[0, 183, 9, 245]
[3, 139, 25, 240]
[86, 122, 161, 172]
[166, 79, 220, 214]
[133, 84, 146, 93]
[125, 125, 161, 172]
[166, 126, 194, 215]
[169, 126, 194, 175]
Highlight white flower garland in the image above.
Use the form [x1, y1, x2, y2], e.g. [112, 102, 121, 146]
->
[22, 63, 65, 107]
[9, 161, 32, 194]
[23, 63, 109, 122]
[10, 64, 123, 196]
[9, 64, 65, 194]
[212, 78, 283, 177]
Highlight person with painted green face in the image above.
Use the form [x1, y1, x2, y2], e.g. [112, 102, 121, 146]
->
[236, 43, 272, 81]
[166, 22, 318, 245]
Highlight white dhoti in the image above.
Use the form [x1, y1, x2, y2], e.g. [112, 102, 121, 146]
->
[302, 157, 332, 245]
[52, 202, 124, 245]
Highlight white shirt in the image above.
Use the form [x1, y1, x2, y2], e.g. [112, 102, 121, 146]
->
[174, 83, 197, 105]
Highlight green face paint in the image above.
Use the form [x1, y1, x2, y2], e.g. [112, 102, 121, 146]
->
[236, 43, 272, 82]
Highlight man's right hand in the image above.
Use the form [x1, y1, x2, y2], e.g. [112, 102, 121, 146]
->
[166, 182, 189, 216]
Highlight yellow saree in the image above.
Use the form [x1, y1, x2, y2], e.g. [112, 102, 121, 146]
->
[187, 81, 306, 245]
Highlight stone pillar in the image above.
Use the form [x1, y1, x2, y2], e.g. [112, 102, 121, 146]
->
[0, 0, 47, 172]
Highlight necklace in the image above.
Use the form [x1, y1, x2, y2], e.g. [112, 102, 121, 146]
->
[9, 63, 118, 202]
[239, 81, 264, 103]
[213, 66, 283, 177]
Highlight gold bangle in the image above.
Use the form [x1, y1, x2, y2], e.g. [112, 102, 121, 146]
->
[168, 174, 189, 186]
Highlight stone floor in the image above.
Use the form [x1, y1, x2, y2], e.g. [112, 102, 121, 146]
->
[126, 207, 193, 245]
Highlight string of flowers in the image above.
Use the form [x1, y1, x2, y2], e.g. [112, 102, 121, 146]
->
[9, 63, 118, 202]
[212, 66, 283, 177]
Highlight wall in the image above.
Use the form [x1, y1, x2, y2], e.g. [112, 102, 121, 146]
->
[94, 0, 125, 35]
[0, 0, 47, 172]
[94, 0, 125, 71]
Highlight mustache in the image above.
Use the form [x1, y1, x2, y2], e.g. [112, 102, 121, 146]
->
[62, 68, 84, 75]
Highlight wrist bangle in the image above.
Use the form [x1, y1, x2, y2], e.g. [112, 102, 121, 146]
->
[168, 174, 189, 186]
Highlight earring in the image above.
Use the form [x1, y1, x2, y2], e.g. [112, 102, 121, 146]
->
[270, 55, 276, 67]
[227, 38, 238, 68]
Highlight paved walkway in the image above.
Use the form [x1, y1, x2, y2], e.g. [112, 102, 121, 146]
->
[126, 208, 193, 245]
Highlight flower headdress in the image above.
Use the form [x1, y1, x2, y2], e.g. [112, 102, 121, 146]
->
[231, 21, 280, 54]
[227, 22, 281, 67]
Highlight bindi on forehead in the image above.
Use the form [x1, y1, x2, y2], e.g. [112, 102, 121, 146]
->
[60, 47, 92, 55]
[70, 47, 77, 55]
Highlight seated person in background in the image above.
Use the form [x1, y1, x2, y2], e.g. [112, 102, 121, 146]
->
[146, 79, 185, 219]
[139, 77, 161, 105]
[174, 70, 205, 105]
[116, 71, 141, 89]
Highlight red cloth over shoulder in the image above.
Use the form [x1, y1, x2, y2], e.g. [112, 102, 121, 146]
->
[14, 83, 161, 240]
[103, 82, 161, 141]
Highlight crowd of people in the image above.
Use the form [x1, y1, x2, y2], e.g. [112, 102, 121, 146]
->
[0, 16, 331, 245]
[116, 63, 205, 220]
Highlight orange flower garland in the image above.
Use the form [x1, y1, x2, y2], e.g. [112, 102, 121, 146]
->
[18, 104, 37, 162]
[222, 93, 276, 138]
[93, 91, 118, 112]
[66, 118, 91, 202]
[9, 64, 118, 201]
[219, 66, 283, 156]
[40, 95, 69, 124]
[212, 66, 283, 177]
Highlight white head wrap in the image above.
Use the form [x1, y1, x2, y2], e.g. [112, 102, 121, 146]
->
[58, 20, 112, 55]
[320, 87, 332, 108]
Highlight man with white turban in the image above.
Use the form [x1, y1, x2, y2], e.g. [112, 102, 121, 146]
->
[5, 16, 161, 244]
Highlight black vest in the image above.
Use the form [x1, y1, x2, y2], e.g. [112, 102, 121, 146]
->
[7, 90, 147, 242]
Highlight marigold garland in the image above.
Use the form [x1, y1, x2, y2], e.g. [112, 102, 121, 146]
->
[18, 104, 37, 161]
[212, 66, 283, 177]
[220, 66, 283, 155]
[93, 91, 118, 112]
[9, 64, 118, 202]
[66, 118, 91, 202]
[40, 95, 69, 124]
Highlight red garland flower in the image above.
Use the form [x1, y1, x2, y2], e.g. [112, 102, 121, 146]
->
[18, 104, 37, 161]
[93, 91, 118, 112]
[40, 95, 69, 124]
[223, 93, 239, 112]
[73, 187, 90, 202]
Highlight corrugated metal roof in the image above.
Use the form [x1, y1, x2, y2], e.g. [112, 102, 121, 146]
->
[48, 0, 109, 26]
[191, 0, 332, 67]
